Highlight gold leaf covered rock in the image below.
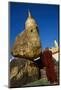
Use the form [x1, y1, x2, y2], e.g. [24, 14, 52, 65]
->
[11, 11, 42, 59]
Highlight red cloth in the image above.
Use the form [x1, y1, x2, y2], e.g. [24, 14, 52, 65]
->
[42, 49, 57, 83]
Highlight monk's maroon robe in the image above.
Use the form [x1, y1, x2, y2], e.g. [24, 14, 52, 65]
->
[42, 49, 57, 83]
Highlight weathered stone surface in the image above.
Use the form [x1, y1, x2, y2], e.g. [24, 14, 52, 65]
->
[11, 29, 41, 59]
[9, 58, 39, 88]
[11, 11, 42, 59]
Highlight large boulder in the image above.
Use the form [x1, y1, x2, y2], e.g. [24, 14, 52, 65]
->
[11, 11, 42, 59]
[9, 58, 39, 88]
[11, 29, 42, 59]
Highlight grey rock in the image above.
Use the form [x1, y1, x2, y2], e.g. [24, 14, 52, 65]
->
[9, 58, 39, 88]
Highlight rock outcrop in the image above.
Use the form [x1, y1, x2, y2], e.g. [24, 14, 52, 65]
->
[9, 58, 39, 88]
[10, 11, 42, 87]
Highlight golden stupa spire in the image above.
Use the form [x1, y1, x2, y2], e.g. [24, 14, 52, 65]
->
[25, 10, 37, 30]
[54, 40, 58, 48]
[28, 10, 31, 18]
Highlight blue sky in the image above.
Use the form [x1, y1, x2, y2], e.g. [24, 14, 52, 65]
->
[10, 2, 59, 49]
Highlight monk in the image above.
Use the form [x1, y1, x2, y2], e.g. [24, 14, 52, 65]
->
[42, 48, 57, 84]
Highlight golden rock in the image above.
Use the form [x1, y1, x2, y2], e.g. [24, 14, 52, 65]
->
[11, 11, 42, 59]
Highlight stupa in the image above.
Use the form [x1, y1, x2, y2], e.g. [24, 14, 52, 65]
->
[49, 40, 59, 61]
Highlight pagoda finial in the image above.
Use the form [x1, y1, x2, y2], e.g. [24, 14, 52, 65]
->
[28, 10, 31, 17]
[54, 40, 58, 48]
